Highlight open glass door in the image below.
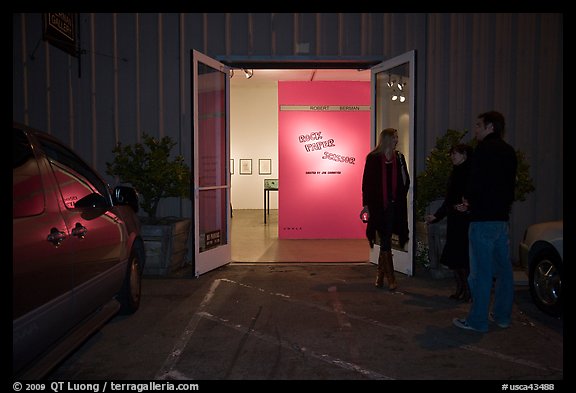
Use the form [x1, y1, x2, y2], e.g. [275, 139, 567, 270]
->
[192, 50, 231, 276]
[370, 50, 416, 276]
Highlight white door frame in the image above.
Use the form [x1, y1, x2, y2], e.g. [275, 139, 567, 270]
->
[192, 50, 232, 276]
[369, 50, 416, 276]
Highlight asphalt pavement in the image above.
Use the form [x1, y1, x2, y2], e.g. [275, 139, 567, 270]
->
[47, 263, 563, 383]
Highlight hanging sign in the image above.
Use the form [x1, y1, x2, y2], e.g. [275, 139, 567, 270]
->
[43, 13, 78, 57]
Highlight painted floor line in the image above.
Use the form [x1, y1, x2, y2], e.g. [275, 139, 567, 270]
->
[219, 278, 561, 374]
[156, 277, 560, 379]
[154, 279, 222, 380]
[197, 310, 394, 380]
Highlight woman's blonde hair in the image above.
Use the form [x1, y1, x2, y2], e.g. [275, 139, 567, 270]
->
[371, 128, 398, 153]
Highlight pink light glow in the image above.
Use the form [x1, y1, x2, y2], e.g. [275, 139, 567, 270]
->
[278, 81, 370, 239]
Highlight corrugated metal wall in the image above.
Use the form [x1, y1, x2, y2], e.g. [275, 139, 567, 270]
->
[12, 12, 563, 259]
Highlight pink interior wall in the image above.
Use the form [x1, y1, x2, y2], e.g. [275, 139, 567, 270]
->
[278, 81, 370, 239]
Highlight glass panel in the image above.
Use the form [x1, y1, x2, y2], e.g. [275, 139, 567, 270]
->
[374, 62, 411, 252]
[199, 188, 228, 252]
[197, 61, 228, 253]
[198, 62, 227, 188]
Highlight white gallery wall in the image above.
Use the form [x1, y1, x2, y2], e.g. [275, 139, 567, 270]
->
[230, 80, 279, 210]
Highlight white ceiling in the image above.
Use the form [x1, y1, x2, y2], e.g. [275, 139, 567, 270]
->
[230, 68, 371, 86]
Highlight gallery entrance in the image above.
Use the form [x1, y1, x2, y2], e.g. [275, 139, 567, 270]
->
[215, 53, 415, 272]
[228, 66, 372, 264]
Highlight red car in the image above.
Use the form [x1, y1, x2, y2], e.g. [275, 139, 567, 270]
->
[13, 123, 145, 379]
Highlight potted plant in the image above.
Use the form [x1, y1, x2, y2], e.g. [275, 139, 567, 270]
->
[415, 129, 535, 270]
[106, 133, 192, 276]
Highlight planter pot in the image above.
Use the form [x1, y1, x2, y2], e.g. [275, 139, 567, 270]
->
[140, 217, 192, 276]
[425, 200, 447, 269]
[424, 200, 453, 278]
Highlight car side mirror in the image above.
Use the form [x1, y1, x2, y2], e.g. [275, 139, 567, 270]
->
[113, 186, 139, 213]
[75, 193, 109, 210]
[74, 193, 109, 220]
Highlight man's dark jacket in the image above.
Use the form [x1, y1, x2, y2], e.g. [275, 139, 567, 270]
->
[465, 133, 517, 222]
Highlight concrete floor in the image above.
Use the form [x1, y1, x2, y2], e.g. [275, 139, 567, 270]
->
[231, 209, 370, 263]
[46, 210, 563, 381]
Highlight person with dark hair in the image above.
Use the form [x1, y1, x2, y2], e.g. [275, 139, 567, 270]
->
[426, 143, 474, 302]
[453, 111, 518, 333]
[360, 128, 410, 291]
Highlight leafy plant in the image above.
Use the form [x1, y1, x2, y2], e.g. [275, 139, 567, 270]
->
[415, 129, 535, 221]
[106, 133, 191, 221]
[415, 240, 431, 269]
[415, 129, 468, 220]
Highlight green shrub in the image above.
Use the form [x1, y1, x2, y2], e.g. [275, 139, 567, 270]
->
[415, 129, 535, 221]
[106, 133, 191, 221]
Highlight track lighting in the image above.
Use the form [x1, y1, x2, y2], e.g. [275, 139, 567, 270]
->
[388, 75, 407, 103]
[397, 76, 405, 91]
[386, 73, 394, 88]
[243, 69, 254, 79]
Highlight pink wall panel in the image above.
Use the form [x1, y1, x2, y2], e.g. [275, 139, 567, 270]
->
[278, 81, 371, 239]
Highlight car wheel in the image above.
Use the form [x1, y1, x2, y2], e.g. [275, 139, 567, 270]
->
[528, 248, 562, 318]
[119, 241, 145, 315]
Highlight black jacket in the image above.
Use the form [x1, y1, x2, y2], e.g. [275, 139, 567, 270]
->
[432, 159, 472, 269]
[361, 150, 410, 248]
[465, 133, 517, 222]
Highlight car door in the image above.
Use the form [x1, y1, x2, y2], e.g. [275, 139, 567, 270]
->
[12, 128, 75, 374]
[36, 135, 129, 321]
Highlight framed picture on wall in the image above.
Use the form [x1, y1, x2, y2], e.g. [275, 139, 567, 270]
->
[239, 159, 252, 175]
[230, 159, 234, 175]
[258, 159, 272, 175]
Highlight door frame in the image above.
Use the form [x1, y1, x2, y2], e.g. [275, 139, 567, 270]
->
[369, 50, 416, 276]
[191, 50, 232, 276]
[214, 55, 415, 269]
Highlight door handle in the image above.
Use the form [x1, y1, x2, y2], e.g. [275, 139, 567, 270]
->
[47, 227, 66, 247]
[71, 222, 88, 239]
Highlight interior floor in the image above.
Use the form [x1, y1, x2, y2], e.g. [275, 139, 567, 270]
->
[231, 209, 370, 263]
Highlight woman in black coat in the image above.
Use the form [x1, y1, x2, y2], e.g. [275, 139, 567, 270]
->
[426, 144, 473, 301]
[360, 128, 410, 291]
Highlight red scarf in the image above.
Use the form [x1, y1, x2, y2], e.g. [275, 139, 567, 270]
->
[382, 151, 397, 209]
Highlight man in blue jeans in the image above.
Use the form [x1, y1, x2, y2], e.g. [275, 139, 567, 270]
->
[453, 111, 518, 333]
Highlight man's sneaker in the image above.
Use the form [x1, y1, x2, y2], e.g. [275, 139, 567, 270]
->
[489, 312, 510, 329]
[452, 318, 487, 333]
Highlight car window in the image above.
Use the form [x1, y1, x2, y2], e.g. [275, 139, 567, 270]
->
[37, 136, 112, 208]
[13, 129, 45, 217]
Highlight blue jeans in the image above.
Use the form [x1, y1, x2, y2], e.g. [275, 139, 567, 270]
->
[465, 221, 514, 331]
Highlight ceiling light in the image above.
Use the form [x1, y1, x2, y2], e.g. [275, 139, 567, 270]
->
[391, 90, 398, 101]
[399, 94, 406, 103]
[387, 73, 394, 88]
[243, 69, 254, 79]
[397, 76, 404, 91]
